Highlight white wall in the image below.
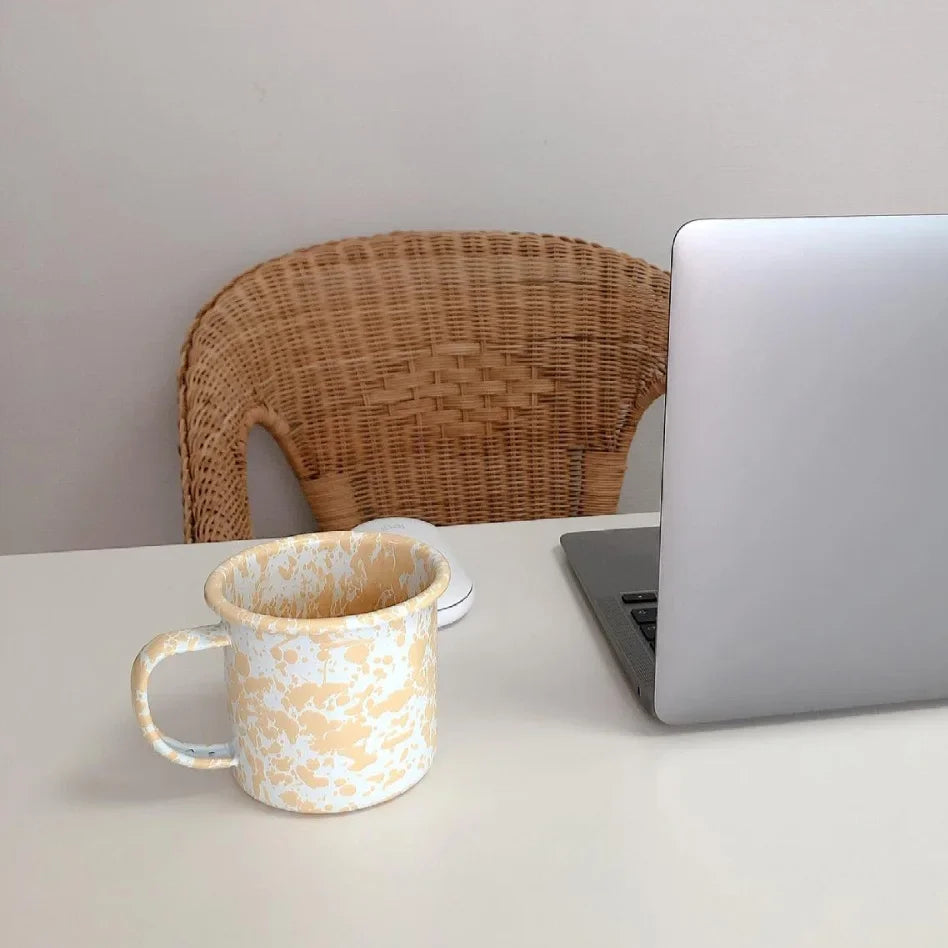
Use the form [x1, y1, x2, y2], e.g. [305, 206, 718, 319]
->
[3, 1, 947, 553]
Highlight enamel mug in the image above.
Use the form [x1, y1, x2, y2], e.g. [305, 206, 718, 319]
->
[131, 531, 450, 813]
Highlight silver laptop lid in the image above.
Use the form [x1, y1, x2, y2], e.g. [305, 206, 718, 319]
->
[656, 215, 948, 725]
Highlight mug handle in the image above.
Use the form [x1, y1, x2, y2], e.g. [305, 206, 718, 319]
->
[131, 622, 237, 769]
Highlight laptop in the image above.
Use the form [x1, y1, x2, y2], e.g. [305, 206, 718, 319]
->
[562, 214, 948, 725]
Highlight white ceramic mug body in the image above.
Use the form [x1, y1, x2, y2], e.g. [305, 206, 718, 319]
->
[132, 531, 450, 813]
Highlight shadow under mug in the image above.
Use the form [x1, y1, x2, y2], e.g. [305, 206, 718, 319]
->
[131, 531, 451, 813]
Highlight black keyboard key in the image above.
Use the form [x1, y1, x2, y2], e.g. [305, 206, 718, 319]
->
[621, 591, 657, 604]
[638, 622, 657, 641]
[630, 606, 658, 624]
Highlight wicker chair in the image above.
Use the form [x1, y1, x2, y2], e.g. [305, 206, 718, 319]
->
[178, 231, 669, 543]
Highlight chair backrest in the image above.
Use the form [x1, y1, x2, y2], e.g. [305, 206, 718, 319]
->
[178, 231, 669, 542]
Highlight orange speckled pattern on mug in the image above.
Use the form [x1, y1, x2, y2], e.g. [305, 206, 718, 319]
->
[131, 531, 450, 813]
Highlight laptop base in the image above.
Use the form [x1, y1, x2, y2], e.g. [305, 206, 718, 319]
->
[560, 527, 660, 716]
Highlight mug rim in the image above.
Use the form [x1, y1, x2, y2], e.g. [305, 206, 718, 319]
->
[204, 531, 451, 635]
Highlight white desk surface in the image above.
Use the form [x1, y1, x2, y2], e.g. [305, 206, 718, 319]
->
[2, 513, 947, 947]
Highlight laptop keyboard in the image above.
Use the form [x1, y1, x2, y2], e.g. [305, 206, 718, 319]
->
[621, 590, 658, 651]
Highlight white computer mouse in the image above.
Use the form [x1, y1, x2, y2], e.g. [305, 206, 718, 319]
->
[352, 517, 474, 627]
